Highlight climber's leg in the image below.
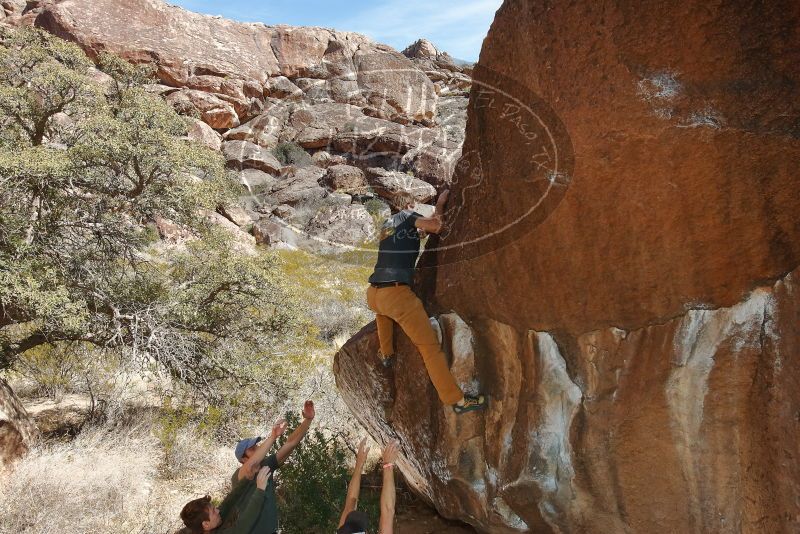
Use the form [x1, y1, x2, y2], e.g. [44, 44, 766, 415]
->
[367, 285, 395, 360]
[374, 313, 395, 359]
[379, 286, 463, 405]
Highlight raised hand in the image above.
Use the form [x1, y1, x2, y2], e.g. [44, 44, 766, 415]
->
[270, 419, 288, 439]
[382, 440, 400, 464]
[302, 400, 315, 420]
[355, 437, 370, 469]
[256, 466, 272, 490]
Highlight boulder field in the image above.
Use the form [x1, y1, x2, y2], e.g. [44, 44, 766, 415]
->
[335, 0, 800, 532]
[33, 0, 438, 124]
[5, 0, 473, 253]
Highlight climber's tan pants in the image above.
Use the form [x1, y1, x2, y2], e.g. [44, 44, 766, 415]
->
[366, 284, 463, 405]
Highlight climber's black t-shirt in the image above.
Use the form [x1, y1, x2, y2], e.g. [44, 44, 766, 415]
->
[368, 209, 422, 285]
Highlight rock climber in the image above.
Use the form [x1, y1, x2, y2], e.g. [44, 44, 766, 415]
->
[337, 438, 400, 534]
[366, 189, 486, 414]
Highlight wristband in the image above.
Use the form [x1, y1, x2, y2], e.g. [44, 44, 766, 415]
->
[382, 463, 394, 469]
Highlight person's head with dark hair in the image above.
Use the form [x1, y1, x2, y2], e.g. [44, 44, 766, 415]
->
[337, 509, 370, 533]
[180, 495, 221, 533]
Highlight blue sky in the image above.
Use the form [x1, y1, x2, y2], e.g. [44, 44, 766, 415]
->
[168, 0, 503, 62]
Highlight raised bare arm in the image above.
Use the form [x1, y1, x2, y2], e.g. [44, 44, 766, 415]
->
[338, 437, 370, 528]
[238, 419, 288, 481]
[276, 400, 315, 464]
[378, 440, 400, 534]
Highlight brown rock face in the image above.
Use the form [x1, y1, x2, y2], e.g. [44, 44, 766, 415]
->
[34, 0, 437, 123]
[324, 164, 367, 193]
[221, 140, 282, 174]
[337, 274, 800, 533]
[166, 90, 240, 129]
[435, 0, 800, 336]
[185, 117, 222, 151]
[0, 377, 37, 467]
[335, 1, 800, 533]
[365, 167, 437, 209]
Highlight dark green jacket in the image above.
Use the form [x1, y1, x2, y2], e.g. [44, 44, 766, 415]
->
[216, 478, 266, 534]
[222, 454, 281, 534]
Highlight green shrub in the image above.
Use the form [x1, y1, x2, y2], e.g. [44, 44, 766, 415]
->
[0, 28, 305, 401]
[273, 141, 312, 166]
[363, 197, 388, 217]
[154, 400, 240, 479]
[275, 412, 379, 533]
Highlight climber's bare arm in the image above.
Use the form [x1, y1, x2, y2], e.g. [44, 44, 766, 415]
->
[276, 400, 315, 464]
[414, 215, 442, 234]
[414, 189, 449, 234]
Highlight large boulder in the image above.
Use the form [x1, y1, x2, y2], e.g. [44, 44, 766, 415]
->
[185, 117, 222, 151]
[402, 38, 444, 61]
[204, 211, 256, 253]
[35, 0, 437, 123]
[311, 150, 347, 168]
[0, 378, 37, 467]
[237, 168, 277, 195]
[324, 164, 367, 194]
[354, 48, 437, 124]
[166, 89, 239, 129]
[331, 114, 460, 183]
[263, 76, 302, 99]
[268, 166, 327, 206]
[252, 217, 299, 249]
[305, 203, 376, 248]
[222, 140, 282, 174]
[336, 1, 800, 533]
[224, 103, 291, 149]
[286, 102, 365, 148]
[365, 167, 437, 209]
[184, 74, 249, 101]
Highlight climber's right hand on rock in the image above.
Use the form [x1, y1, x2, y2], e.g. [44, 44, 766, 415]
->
[436, 189, 450, 213]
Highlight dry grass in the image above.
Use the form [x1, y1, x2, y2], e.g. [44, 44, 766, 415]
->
[0, 421, 232, 534]
[0, 247, 374, 534]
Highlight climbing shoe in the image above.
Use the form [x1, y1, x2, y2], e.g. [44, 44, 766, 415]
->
[379, 353, 395, 369]
[429, 315, 443, 345]
[453, 394, 487, 415]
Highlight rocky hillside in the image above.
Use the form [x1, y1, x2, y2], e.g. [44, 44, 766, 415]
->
[8, 0, 471, 253]
[335, 1, 800, 533]
[0, 0, 473, 464]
